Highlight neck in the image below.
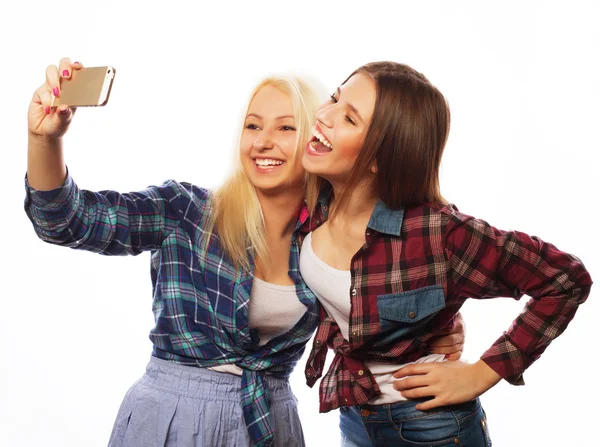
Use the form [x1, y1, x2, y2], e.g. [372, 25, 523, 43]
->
[329, 178, 378, 224]
[256, 185, 304, 239]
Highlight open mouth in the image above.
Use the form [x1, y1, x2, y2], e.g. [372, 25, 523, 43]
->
[307, 128, 333, 155]
[253, 158, 285, 171]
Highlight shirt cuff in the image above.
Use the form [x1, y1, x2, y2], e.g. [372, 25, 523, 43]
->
[480, 333, 536, 386]
[24, 171, 75, 211]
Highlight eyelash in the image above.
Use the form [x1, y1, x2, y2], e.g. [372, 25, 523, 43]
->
[330, 94, 356, 126]
[245, 124, 296, 131]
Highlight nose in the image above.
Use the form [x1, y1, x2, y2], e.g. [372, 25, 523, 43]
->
[253, 128, 274, 151]
[315, 102, 334, 129]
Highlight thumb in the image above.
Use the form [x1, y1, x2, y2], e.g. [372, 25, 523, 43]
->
[51, 104, 76, 132]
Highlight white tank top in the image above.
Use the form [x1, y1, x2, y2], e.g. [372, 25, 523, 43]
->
[299, 232, 445, 404]
[209, 276, 307, 376]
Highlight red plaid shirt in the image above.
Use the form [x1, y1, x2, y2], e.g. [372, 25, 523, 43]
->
[300, 193, 592, 413]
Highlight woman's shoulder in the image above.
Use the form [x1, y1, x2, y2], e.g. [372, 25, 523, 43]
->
[405, 202, 471, 222]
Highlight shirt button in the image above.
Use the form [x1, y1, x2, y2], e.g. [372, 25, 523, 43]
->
[351, 288, 357, 296]
[408, 311, 416, 319]
[352, 331, 358, 337]
[315, 340, 322, 346]
[358, 370, 364, 376]
[323, 205, 328, 211]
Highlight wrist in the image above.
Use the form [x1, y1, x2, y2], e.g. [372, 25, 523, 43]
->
[28, 132, 61, 145]
[473, 359, 502, 392]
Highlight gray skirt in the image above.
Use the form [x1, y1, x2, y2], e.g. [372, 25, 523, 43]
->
[108, 356, 305, 447]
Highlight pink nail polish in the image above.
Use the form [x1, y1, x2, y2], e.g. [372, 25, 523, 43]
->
[45, 106, 51, 115]
[62, 70, 69, 77]
[53, 87, 59, 96]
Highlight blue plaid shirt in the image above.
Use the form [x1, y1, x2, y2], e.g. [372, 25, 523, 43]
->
[25, 174, 320, 447]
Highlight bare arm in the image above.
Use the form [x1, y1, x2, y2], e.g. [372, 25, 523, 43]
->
[27, 58, 81, 190]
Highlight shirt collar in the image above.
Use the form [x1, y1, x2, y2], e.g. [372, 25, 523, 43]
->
[367, 200, 404, 236]
[315, 187, 404, 237]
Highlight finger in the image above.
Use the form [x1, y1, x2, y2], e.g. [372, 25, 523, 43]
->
[32, 83, 49, 105]
[58, 57, 73, 79]
[429, 345, 461, 355]
[56, 103, 72, 118]
[39, 89, 53, 115]
[415, 397, 444, 411]
[393, 364, 431, 379]
[400, 386, 433, 400]
[445, 351, 463, 361]
[429, 333, 461, 347]
[45, 65, 61, 99]
[393, 376, 430, 391]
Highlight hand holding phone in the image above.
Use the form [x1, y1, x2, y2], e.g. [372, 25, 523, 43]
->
[28, 59, 116, 141]
[52, 66, 116, 107]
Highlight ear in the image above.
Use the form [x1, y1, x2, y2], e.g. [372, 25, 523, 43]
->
[370, 162, 378, 174]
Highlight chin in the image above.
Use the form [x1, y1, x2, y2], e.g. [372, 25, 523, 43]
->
[301, 156, 321, 175]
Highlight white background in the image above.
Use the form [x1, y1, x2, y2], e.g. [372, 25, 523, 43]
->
[1, 1, 599, 446]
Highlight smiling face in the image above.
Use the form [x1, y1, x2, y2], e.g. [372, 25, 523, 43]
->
[302, 72, 377, 187]
[240, 85, 305, 195]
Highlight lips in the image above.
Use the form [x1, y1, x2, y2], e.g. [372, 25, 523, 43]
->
[253, 157, 285, 172]
[308, 126, 333, 154]
[307, 139, 332, 153]
[254, 158, 284, 167]
[306, 139, 331, 156]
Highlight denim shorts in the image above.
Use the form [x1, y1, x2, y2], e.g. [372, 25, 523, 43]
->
[339, 397, 492, 446]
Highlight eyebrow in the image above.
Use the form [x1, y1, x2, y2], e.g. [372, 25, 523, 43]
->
[336, 87, 364, 124]
[246, 113, 295, 120]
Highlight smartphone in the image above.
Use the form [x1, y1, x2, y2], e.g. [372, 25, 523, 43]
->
[52, 66, 116, 107]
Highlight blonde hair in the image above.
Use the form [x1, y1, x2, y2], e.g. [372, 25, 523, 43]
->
[206, 75, 325, 272]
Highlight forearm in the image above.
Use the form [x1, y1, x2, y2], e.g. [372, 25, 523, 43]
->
[473, 359, 502, 390]
[27, 134, 67, 191]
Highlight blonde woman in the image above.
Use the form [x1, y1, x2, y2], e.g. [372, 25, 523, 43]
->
[25, 59, 464, 447]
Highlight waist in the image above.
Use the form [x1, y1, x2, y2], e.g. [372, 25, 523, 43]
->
[142, 356, 293, 403]
[366, 353, 446, 405]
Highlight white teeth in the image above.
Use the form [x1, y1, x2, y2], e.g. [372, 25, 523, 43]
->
[312, 129, 333, 149]
[255, 158, 284, 167]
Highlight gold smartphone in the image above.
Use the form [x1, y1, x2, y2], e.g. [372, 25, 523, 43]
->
[52, 66, 116, 107]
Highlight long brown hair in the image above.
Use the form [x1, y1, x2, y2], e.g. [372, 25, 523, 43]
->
[307, 61, 450, 213]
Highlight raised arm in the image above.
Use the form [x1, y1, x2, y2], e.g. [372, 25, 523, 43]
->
[25, 58, 184, 255]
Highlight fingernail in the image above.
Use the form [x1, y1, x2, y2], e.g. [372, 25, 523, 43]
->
[45, 106, 51, 115]
[53, 87, 59, 97]
[62, 70, 70, 78]
[73, 61, 81, 66]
